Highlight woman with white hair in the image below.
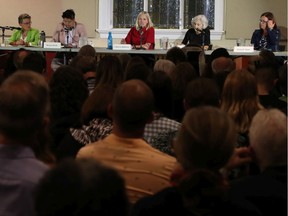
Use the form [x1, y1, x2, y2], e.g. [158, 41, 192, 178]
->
[182, 14, 211, 50]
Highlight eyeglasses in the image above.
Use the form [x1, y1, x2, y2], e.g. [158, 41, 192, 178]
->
[22, 21, 32, 25]
[259, 19, 268, 23]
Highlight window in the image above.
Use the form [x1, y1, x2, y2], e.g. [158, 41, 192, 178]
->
[98, 0, 223, 40]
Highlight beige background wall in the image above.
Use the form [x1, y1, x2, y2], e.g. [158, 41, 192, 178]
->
[0, 0, 286, 48]
[0, 0, 97, 37]
[225, 0, 287, 41]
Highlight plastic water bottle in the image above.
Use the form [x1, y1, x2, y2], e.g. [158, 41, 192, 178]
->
[40, 31, 46, 48]
[107, 31, 113, 49]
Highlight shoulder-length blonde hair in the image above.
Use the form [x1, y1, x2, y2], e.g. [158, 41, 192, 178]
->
[135, 11, 154, 30]
[221, 69, 263, 134]
[191, 14, 209, 29]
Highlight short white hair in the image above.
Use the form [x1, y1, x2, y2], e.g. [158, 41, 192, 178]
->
[249, 109, 287, 170]
[191, 14, 209, 29]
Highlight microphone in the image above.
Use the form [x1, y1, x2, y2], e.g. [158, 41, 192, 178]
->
[139, 26, 144, 49]
[6, 26, 21, 30]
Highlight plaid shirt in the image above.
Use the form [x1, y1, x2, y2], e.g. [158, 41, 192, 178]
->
[144, 113, 181, 156]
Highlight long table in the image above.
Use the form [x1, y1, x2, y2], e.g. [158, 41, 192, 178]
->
[0, 46, 287, 56]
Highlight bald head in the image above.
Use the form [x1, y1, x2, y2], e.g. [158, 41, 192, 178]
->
[112, 79, 154, 132]
[211, 57, 235, 74]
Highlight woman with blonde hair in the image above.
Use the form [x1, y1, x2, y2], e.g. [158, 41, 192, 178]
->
[221, 69, 263, 139]
[121, 11, 155, 50]
[221, 69, 263, 180]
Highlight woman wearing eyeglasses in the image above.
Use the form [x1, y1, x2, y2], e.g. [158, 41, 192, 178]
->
[9, 13, 40, 46]
[251, 12, 280, 51]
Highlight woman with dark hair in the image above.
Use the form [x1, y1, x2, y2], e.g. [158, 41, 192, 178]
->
[251, 12, 280, 51]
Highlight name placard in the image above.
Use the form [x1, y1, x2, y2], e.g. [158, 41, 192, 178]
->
[233, 46, 254, 52]
[44, 42, 61, 49]
[113, 44, 132, 50]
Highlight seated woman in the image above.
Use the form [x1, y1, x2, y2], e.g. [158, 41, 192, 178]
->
[121, 11, 155, 50]
[9, 13, 39, 46]
[182, 14, 211, 50]
[251, 12, 280, 51]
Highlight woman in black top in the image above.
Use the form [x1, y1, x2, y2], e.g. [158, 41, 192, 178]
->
[182, 14, 211, 50]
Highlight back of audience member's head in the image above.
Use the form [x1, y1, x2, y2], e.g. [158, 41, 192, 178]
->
[77, 44, 96, 57]
[173, 106, 236, 213]
[70, 55, 97, 75]
[211, 57, 235, 93]
[174, 106, 235, 171]
[184, 77, 220, 110]
[153, 59, 175, 76]
[0, 70, 49, 143]
[117, 53, 132, 72]
[81, 85, 115, 125]
[254, 63, 278, 92]
[249, 109, 287, 171]
[147, 70, 174, 117]
[49, 66, 89, 120]
[22, 52, 46, 74]
[221, 69, 262, 134]
[35, 158, 129, 216]
[13, 48, 31, 70]
[124, 62, 152, 83]
[95, 56, 124, 89]
[259, 49, 279, 68]
[211, 57, 235, 74]
[165, 46, 187, 65]
[170, 62, 198, 98]
[203, 47, 230, 78]
[111, 79, 154, 132]
[0, 70, 55, 165]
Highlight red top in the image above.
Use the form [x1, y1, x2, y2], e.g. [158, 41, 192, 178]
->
[125, 26, 155, 49]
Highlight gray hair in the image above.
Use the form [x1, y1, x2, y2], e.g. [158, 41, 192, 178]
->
[191, 14, 209, 29]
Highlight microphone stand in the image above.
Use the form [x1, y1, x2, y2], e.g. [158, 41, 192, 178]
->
[0, 26, 6, 44]
[63, 29, 70, 65]
[137, 27, 145, 50]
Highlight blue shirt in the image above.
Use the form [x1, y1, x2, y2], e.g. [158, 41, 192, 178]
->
[251, 28, 280, 51]
[0, 144, 49, 216]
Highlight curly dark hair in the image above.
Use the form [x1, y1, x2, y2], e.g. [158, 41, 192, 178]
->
[49, 66, 88, 119]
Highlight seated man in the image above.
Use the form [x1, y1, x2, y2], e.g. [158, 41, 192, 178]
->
[0, 71, 50, 216]
[77, 79, 177, 204]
